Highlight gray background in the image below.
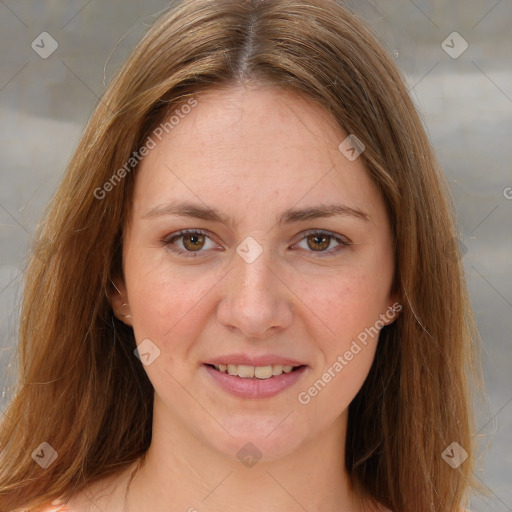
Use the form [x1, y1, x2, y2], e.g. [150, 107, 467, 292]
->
[0, 1, 511, 510]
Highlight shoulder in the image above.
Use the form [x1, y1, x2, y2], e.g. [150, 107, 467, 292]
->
[377, 507, 469, 512]
[40, 491, 104, 512]
[377, 508, 469, 512]
[43, 470, 130, 512]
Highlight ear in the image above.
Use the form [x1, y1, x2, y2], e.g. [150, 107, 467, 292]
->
[382, 297, 402, 327]
[110, 276, 133, 327]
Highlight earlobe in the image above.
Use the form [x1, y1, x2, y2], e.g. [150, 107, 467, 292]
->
[110, 277, 133, 327]
[380, 290, 402, 327]
[383, 300, 402, 326]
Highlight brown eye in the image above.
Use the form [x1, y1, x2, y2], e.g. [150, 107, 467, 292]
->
[162, 229, 216, 257]
[182, 232, 206, 251]
[294, 230, 350, 256]
[306, 233, 331, 251]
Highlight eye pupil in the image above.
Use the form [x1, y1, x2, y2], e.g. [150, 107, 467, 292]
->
[183, 233, 205, 251]
[308, 234, 330, 251]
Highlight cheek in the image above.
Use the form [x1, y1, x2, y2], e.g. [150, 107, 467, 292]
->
[296, 283, 381, 421]
[317, 287, 382, 372]
[300, 268, 390, 342]
[302, 342, 378, 426]
[124, 249, 223, 357]
[296, 308, 379, 429]
[130, 275, 196, 334]
[293, 271, 387, 407]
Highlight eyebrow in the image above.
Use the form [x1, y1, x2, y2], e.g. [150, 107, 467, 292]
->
[142, 200, 371, 226]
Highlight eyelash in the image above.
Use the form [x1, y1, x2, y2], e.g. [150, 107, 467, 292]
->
[160, 229, 351, 258]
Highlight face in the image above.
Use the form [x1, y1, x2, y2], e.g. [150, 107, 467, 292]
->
[112, 85, 398, 460]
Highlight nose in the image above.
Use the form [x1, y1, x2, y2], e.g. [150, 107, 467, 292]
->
[216, 239, 293, 340]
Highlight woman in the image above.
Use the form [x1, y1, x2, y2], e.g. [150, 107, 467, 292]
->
[0, 0, 482, 510]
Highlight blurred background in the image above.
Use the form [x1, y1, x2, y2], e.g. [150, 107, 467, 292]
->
[0, 1, 510, 510]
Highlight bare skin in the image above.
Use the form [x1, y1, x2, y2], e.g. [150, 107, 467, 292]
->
[61, 85, 397, 512]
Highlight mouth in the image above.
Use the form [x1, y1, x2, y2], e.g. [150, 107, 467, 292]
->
[205, 363, 306, 379]
[203, 362, 308, 399]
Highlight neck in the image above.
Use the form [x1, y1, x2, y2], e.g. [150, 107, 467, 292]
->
[126, 397, 365, 512]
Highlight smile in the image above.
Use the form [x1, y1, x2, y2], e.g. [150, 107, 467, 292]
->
[204, 364, 308, 399]
[210, 363, 301, 379]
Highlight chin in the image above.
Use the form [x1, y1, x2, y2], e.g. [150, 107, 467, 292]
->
[204, 420, 307, 463]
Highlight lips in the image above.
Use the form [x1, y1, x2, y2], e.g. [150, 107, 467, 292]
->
[203, 354, 308, 398]
[205, 354, 306, 368]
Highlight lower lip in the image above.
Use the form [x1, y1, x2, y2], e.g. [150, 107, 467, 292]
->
[203, 364, 307, 399]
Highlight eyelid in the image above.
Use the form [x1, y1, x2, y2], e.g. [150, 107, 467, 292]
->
[297, 228, 352, 246]
[161, 228, 351, 257]
[291, 229, 351, 257]
[161, 228, 219, 255]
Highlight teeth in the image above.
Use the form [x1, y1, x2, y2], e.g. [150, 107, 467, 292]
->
[272, 365, 283, 375]
[212, 363, 299, 379]
[237, 365, 255, 378]
[254, 366, 273, 379]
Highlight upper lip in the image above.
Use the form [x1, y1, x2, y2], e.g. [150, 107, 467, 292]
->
[205, 354, 306, 367]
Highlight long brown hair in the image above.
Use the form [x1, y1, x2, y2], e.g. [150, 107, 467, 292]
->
[0, 1, 483, 510]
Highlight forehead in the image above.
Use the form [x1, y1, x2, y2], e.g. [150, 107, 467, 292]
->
[132, 85, 384, 227]
[148, 85, 345, 162]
